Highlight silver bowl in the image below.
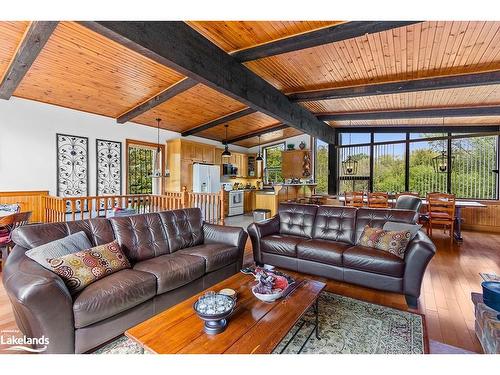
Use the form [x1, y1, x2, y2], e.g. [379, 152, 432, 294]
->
[193, 294, 236, 334]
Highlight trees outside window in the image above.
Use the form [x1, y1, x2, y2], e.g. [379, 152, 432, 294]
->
[264, 143, 285, 183]
[315, 139, 329, 193]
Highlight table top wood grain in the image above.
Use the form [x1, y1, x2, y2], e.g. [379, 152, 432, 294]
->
[125, 271, 325, 354]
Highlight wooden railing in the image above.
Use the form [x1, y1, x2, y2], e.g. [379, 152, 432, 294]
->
[41, 188, 224, 225]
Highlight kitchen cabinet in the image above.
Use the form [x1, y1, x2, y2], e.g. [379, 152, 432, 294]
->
[166, 139, 216, 192]
[244, 190, 255, 213]
[223, 191, 229, 217]
[281, 150, 311, 179]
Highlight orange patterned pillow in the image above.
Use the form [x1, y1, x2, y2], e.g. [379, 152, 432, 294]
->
[48, 240, 130, 294]
[358, 225, 411, 259]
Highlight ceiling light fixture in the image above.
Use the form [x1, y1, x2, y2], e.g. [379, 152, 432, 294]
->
[221, 124, 231, 159]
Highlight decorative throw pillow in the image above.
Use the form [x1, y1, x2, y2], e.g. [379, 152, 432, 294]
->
[358, 226, 411, 259]
[48, 240, 130, 295]
[25, 231, 93, 269]
[383, 221, 422, 240]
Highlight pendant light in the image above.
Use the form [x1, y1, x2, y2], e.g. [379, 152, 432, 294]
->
[432, 118, 454, 173]
[150, 118, 165, 178]
[256, 135, 263, 162]
[221, 124, 231, 159]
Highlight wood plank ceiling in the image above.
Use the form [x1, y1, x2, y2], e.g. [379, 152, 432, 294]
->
[1, 20, 500, 148]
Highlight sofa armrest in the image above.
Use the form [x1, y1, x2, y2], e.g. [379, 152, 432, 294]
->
[403, 231, 436, 298]
[2, 245, 75, 354]
[203, 223, 248, 269]
[247, 215, 280, 264]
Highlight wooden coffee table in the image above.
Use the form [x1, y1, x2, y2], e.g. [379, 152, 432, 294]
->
[125, 271, 325, 354]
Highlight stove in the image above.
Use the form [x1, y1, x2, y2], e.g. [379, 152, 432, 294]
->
[228, 190, 244, 216]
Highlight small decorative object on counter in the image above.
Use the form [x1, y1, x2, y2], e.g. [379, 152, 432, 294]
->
[219, 288, 237, 301]
[299, 141, 306, 150]
[193, 291, 236, 334]
[287, 143, 295, 150]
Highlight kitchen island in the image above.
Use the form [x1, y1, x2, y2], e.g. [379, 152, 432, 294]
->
[253, 183, 317, 216]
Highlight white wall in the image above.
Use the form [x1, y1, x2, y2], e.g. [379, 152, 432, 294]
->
[247, 133, 313, 154]
[0, 97, 248, 195]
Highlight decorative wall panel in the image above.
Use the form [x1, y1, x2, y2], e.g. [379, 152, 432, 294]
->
[56, 133, 89, 198]
[96, 139, 122, 196]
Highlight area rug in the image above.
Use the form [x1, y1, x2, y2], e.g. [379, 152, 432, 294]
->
[93, 292, 425, 354]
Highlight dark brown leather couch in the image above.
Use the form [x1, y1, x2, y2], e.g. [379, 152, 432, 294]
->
[2, 208, 247, 354]
[248, 203, 435, 308]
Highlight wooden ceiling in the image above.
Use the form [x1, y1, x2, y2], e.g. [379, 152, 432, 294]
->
[1, 20, 500, 148]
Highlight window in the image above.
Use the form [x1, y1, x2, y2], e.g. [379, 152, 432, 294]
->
[314, 139, 329, 194]
[334, 131, 498, 200]
[373, 134, 406, 193]
[338, 133, 370, 194]
[264, 142, 285, 183]
[409, 134, 447, 196]
[126, 140, 164, 194]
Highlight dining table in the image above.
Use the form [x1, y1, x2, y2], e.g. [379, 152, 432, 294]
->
[337, 196, 487, 242]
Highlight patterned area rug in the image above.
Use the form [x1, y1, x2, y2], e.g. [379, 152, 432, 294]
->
[94, 292, 425, 354]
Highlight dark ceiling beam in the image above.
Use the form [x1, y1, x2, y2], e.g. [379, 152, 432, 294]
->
[181, 107, 256, 136]
[231, 21, 421, 62]
[227, 123, 289, 144]
[117, 77, 197, 124]
[289, 70, 500, 102]
[79, 21, 336, 144]
[334, 125, 500, 134]
[317, 106, 500, 121]
[0, 21, 58, 100]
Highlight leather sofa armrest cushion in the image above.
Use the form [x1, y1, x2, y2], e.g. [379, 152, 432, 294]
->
[203, 223, 247, 249]
[403, 231, 436, 298]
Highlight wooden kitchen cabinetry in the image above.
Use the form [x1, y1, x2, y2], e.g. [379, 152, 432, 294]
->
[244, 190, 255, 213]
[166, 139, 216, 192]
[281, 150, 312, 179]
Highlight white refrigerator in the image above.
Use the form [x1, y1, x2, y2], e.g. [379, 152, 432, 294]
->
[192, 164, 221, 193]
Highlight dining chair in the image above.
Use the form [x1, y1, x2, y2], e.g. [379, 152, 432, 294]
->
[395, 194, 422, 212]
[1, 211, 32, 272]
[344, 191, 364, 207]
[367, 192, 389, 208]
[426, 193, 456, 239]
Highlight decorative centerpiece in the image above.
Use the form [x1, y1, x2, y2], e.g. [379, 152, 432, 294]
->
[193, 291, 236, 334]
[287, 143, 295, 150]
[242, 267, 294, 303]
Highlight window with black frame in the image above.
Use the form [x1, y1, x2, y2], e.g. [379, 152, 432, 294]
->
[263, 142, 285, 183]
[335, 131, 499, 200]
[315, 139, 329, 194]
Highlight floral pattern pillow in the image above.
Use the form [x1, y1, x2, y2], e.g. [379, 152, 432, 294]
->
[358, 226, 411, 259]
[48, 240, 130, 295]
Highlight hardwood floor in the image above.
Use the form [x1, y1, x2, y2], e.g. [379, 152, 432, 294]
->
[1, 229, 498, 354]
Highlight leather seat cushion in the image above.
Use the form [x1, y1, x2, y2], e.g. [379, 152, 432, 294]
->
[260, 234, 303, 257]
[134, 253, 205, 295]
[343, 245, 405, 277]
[73, 269, 156, 328]
[177, 243, 239, 272]
[297, 239, 350, 266]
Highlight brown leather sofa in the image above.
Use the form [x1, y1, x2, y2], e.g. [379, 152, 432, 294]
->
[2, 208, 247, 354]
[248, 203, 436, 308]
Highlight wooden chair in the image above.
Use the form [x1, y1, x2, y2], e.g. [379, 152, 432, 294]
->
[426, 193, 456, 239]
[367, 192, 389, 208]
[1, 211, 32, 271]
[344, 191, 364, 207]
[396, 192, 420, 199]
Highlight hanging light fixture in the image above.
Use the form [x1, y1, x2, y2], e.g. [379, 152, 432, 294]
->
[256, 135, 263, 162]
[221, 124, 231, 159]
[341, 132, 358, 175]
[432, 118, 454, 173]
[150, 118, 166, 178]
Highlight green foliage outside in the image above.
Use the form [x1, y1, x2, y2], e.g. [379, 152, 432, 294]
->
[128, 147, 153, 194]
[264, 144, 285, 183]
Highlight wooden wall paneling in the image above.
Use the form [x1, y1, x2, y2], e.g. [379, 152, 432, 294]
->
[79, 22, 336, 143]
[133, 83, 247, 132]
[244, 21, 500, 94]
[14, 22, 185, 118]
[185, 21, 341, 53]
[461, 201, 500, 233]
[0, 191, 49, 223]
[0, 22, 30, 82]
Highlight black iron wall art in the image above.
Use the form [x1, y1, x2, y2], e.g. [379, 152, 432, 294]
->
[96, 139, 122, 195]
[56, 133, 89, 198]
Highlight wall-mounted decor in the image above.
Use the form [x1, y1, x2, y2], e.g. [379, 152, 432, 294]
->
[96, 139, 122, 196]
[56, 133, 89, 199]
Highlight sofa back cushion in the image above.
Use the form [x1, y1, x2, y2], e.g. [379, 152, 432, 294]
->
[158, 208, 204, 252]
[278, 203, 318, 239]
[110, 213, 169, 263]
[12, 222, 70, 250]
[313, 206, 357, 245]
[355, 208, 418, 244]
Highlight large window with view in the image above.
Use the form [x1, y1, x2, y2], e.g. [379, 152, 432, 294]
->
[335, 131, 498, 200]
[263, 142, 285, 183]
[314, 139, 329, 194]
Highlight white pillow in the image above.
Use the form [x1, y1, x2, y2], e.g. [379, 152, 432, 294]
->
[383, 222, 422, 240]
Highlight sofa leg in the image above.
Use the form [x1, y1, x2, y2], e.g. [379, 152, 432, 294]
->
[405, 295, 418, 309]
